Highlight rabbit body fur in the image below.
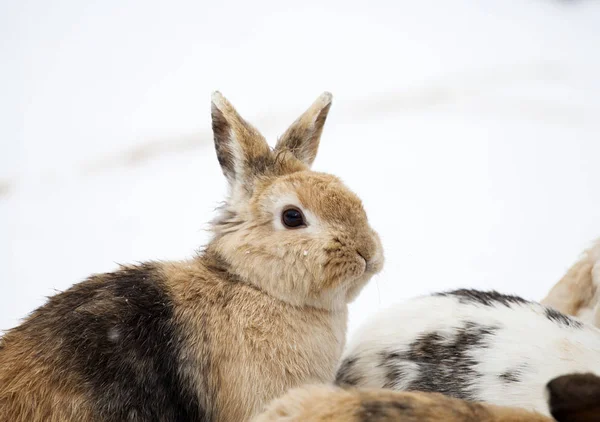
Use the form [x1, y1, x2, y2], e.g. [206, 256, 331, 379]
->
[336, 289, 600, 416]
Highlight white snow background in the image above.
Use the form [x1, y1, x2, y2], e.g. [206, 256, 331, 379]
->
[1, 0, 600, 336]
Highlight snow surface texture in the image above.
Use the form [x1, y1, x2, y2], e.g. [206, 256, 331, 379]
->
[1, 0, 600, 335]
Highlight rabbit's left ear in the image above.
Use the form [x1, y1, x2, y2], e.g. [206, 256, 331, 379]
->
[275, 92, 333, 167]
[211, 92, 272, 188]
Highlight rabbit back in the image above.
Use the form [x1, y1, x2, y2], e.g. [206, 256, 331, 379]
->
[337, 289, 600, 414]
[0, 263, 206, 422]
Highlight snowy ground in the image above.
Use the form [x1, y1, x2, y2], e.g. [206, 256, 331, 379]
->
[2, 0, 600, 335]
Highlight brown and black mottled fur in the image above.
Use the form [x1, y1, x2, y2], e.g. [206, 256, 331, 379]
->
[0, 263, 204, 421]
[252, 385, 552, 422]
[0, 92, 384, 422]
[546, 372, 600, 422]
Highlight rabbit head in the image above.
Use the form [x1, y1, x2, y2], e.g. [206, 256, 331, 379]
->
[208, 92, 383, 311]
[546, 372, 600, 422]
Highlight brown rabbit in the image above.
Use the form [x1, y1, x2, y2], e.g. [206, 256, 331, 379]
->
[0, 92, 383, 422]
[251, 384, 552, 422]
[542, 239, 600, 328]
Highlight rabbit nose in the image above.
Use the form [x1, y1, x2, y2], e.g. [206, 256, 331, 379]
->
[356, 229, 383, 273]
[357, 250, 368, 264]
[356, 236, 376, 263]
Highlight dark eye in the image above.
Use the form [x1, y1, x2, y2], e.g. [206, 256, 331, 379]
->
[282, 207, 306, 229]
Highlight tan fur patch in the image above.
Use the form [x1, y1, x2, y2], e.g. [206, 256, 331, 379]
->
[542, 239, 600, 327]
[252, 385, 553, 422]
[0, 313, 96, 421]
[162, 256, 348, 422]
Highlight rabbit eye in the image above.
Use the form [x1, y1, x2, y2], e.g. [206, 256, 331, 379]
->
[282, 207, 306, 229]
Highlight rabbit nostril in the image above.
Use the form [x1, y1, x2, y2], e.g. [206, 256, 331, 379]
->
[357, 251, 368, 264]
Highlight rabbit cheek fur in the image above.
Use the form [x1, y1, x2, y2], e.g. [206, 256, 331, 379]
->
[0, 93, 383, 422]
[251, 385, 552, 422]
[336, 289, 600, 416]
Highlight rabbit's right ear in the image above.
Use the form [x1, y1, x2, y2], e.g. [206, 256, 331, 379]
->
[211, 92, 272, 189]
[546, 373, 600, 422]
[274, 92, 332, 167]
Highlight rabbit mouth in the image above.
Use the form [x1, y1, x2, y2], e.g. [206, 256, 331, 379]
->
[352, 251, 383, 279]
[352, 253, 377, 281]
[362, 252, 384, 276]
[357, 251, 368, 267]
[356, 251, 369, 265]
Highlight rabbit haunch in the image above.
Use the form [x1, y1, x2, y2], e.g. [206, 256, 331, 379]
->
[0, 92, 383, 422]
[253, 372, 600, 422]
[336, 289, 600, 416]
[251, 384, 551, 422]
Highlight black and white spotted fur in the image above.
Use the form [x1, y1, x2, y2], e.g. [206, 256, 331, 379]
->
[336, 289, 600, 416]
